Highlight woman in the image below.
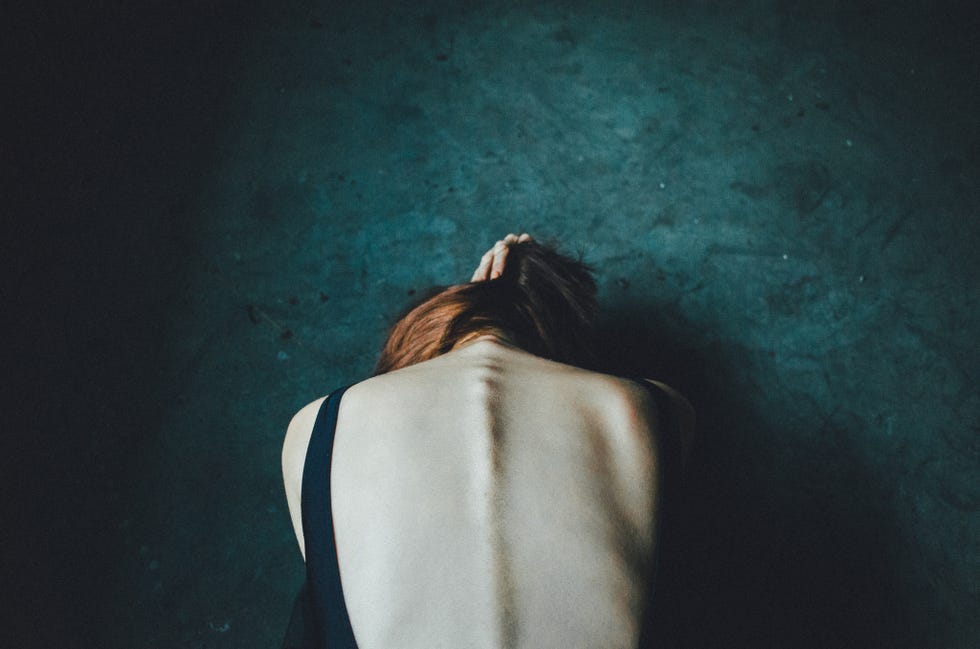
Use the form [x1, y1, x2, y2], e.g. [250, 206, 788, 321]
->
[281, 234, 695, 649]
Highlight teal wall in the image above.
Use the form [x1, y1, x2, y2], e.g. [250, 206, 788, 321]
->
[8, 1, 977, 647]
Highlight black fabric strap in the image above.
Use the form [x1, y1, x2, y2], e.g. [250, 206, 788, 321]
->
[296, 385, 358, 649]
[634, 378, 682, 649]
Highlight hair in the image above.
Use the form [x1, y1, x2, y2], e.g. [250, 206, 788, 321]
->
[375, 240, 597, 374]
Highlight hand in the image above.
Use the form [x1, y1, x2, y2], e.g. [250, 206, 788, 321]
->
[471, 233, 532, 281]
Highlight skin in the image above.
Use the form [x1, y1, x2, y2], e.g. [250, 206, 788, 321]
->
[282, 236, 695, 649]
[471, 232, 532, 281]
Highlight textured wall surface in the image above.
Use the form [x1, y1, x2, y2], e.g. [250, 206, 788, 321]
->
[9, 1, 978, 647]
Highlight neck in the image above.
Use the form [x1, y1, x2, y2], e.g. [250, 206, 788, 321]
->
[451, 331, 516, 351]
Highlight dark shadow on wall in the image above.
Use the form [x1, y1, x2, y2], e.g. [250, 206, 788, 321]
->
[593, 307, 916, 648]
[4, 3, 250, 647]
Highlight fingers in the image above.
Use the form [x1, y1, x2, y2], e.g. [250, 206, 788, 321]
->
[471, 250, 493, 282]
[490, 240, 509, 279]
[470, 233, 534, 282]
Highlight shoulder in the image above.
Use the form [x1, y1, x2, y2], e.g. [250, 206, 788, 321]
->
[591, 373, 694, 431]
[582, 373, 696, 466]
[282, 396, 327, 481]
[579, 372, 660, 421]
[281, 395, 328, 560]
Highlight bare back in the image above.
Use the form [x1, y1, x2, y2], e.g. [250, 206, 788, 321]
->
[283, 338, 670, 649]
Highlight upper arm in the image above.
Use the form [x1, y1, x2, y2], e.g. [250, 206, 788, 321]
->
[282, 397, 326, 562]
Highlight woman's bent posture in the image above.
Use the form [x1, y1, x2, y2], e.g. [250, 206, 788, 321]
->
[282, 235, 694, 649]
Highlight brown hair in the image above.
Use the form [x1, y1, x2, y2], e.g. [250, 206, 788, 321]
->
[375, 241, 597, 374]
